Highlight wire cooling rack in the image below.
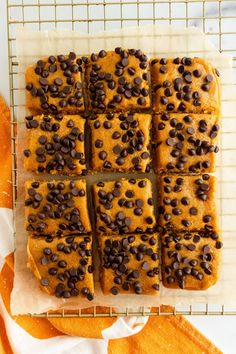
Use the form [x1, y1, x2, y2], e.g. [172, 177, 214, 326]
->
[6, 0, 236, 317]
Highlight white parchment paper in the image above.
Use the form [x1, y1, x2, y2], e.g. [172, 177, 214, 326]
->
[11, 25, 236, 315]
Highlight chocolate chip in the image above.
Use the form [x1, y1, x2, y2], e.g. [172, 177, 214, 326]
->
[116, 157, 125, 165]
[128, 67, 136, 75]
[187, 244, 196, 251]
[174, 78, 183, 92]
[189, 207, 198, 215]
[193, 69, 201, 77]
[125, 217, 132, 226]
[125, 190, 134, 198]
[121, 58, 129, 67]
[181, 219, 192, 227]
[41, 257, 48, 266]
[137, 97, 145, 106]
[24, 149, 31, 157]
[95, 139, 103, 148]
[112, 131, 121, 139]
[111, 286, 119, 295]
[203, 245, 210, 254]
[54, 78, 63, 86]
[215, 241, 223, 249]
[58, 260, 67, 268]
[167, 103, 175, 111]
[184, 73, 192, 84]
[186, 127, 195, 135]
[215, 68, 220, 77]
[201, 84, 209, 91]
[99, 151, 107, 160]
[205, 74, 213, 83]
[49, 64, 57, 73]
[138, 180, 146, 188]
[38, 135, 47, 145]
[160, 65, 167, 73]
[39, 77, 48, 86]
[203, 215, 212, 223]
[41, 278, 49, 286]
[167, 276, 175, 284]
[146, 217, 153, 225]
[99, 50, 107, 58]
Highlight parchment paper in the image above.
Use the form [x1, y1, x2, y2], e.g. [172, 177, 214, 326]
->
[11, 25, 236, 315]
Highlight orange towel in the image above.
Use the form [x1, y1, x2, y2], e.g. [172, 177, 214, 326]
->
[0, 96, 221, 353]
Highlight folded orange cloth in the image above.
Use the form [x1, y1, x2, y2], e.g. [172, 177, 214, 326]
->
[0, 314, 13, 354]
[0, 96, 12, 209]
[109, 306, 222, 354]
[0, 95, 221, 353]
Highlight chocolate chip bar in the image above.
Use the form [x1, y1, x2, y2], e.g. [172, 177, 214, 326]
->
[150, 57, 220, 114]
[85, 48, 150, 112]
[93, 178, 156, 235]
[161, 229, 222, 290]
[89, 112, 151, 172]
[25, 180, 91, 236]
[25, 53, 85, 114]
[27, 234, 94, 300]
[158, 174, 218, 231]
[99, 234, 159, 295]
[23, 114, 86, 175]
[153, 113, 219, 173]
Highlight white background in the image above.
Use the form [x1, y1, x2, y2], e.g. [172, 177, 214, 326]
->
[0, 0, 236, 353]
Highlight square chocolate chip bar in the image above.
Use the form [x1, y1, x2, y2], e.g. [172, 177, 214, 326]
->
[25, 53, 85, 114]
[25, 180, 91, 236]
[23, 114, 86, 175]
[85, 48, 150, 112]
[93, 178, 156, 235]
[27, 234, 94, 300]
[162, 229, 222, 290]
[99, 234, 159, 295]
[150, 57, 220, 114]
[89, 112, 151, 172]
[153, 113, 219, 173]
[158, 174, 218, 231]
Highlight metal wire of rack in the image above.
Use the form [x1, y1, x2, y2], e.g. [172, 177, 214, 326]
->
[6, 0, 236, 317]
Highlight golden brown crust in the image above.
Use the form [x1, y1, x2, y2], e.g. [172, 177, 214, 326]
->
[85, 49, 151, 112]
[27, 235, 94, 299]
[158, 174, 218, 231]
[93, 178, 156, 235]
[150, 57, 220, 114]
[23, 114, 86, 175]
[89, 112, 151, 172]
[25, 53, 85, 114]
[153, 113, 219, 174]
[99, 234, 159, 295]
[161, 229, 222, 290]
[25, 180, 91, 236]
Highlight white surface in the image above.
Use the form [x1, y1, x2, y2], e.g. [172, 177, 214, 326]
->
[0, 1, 236, 353]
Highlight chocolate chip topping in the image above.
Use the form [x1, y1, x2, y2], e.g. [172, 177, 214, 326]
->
[91, 113, 151, 172]
[95, 179, 155, 234]
[24, 115, 87, 175]
[159, 175, 214, 230]
[155, 113, 219, 173]
[152, 57, 218, 112]
[25, 181, 88, 236]
[162, 229, 222, 289]
[86, 48, 149, 111]
[36, 235, 94, 300]
[102, 235, 159, 295]
[26, 53, 84, 113]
